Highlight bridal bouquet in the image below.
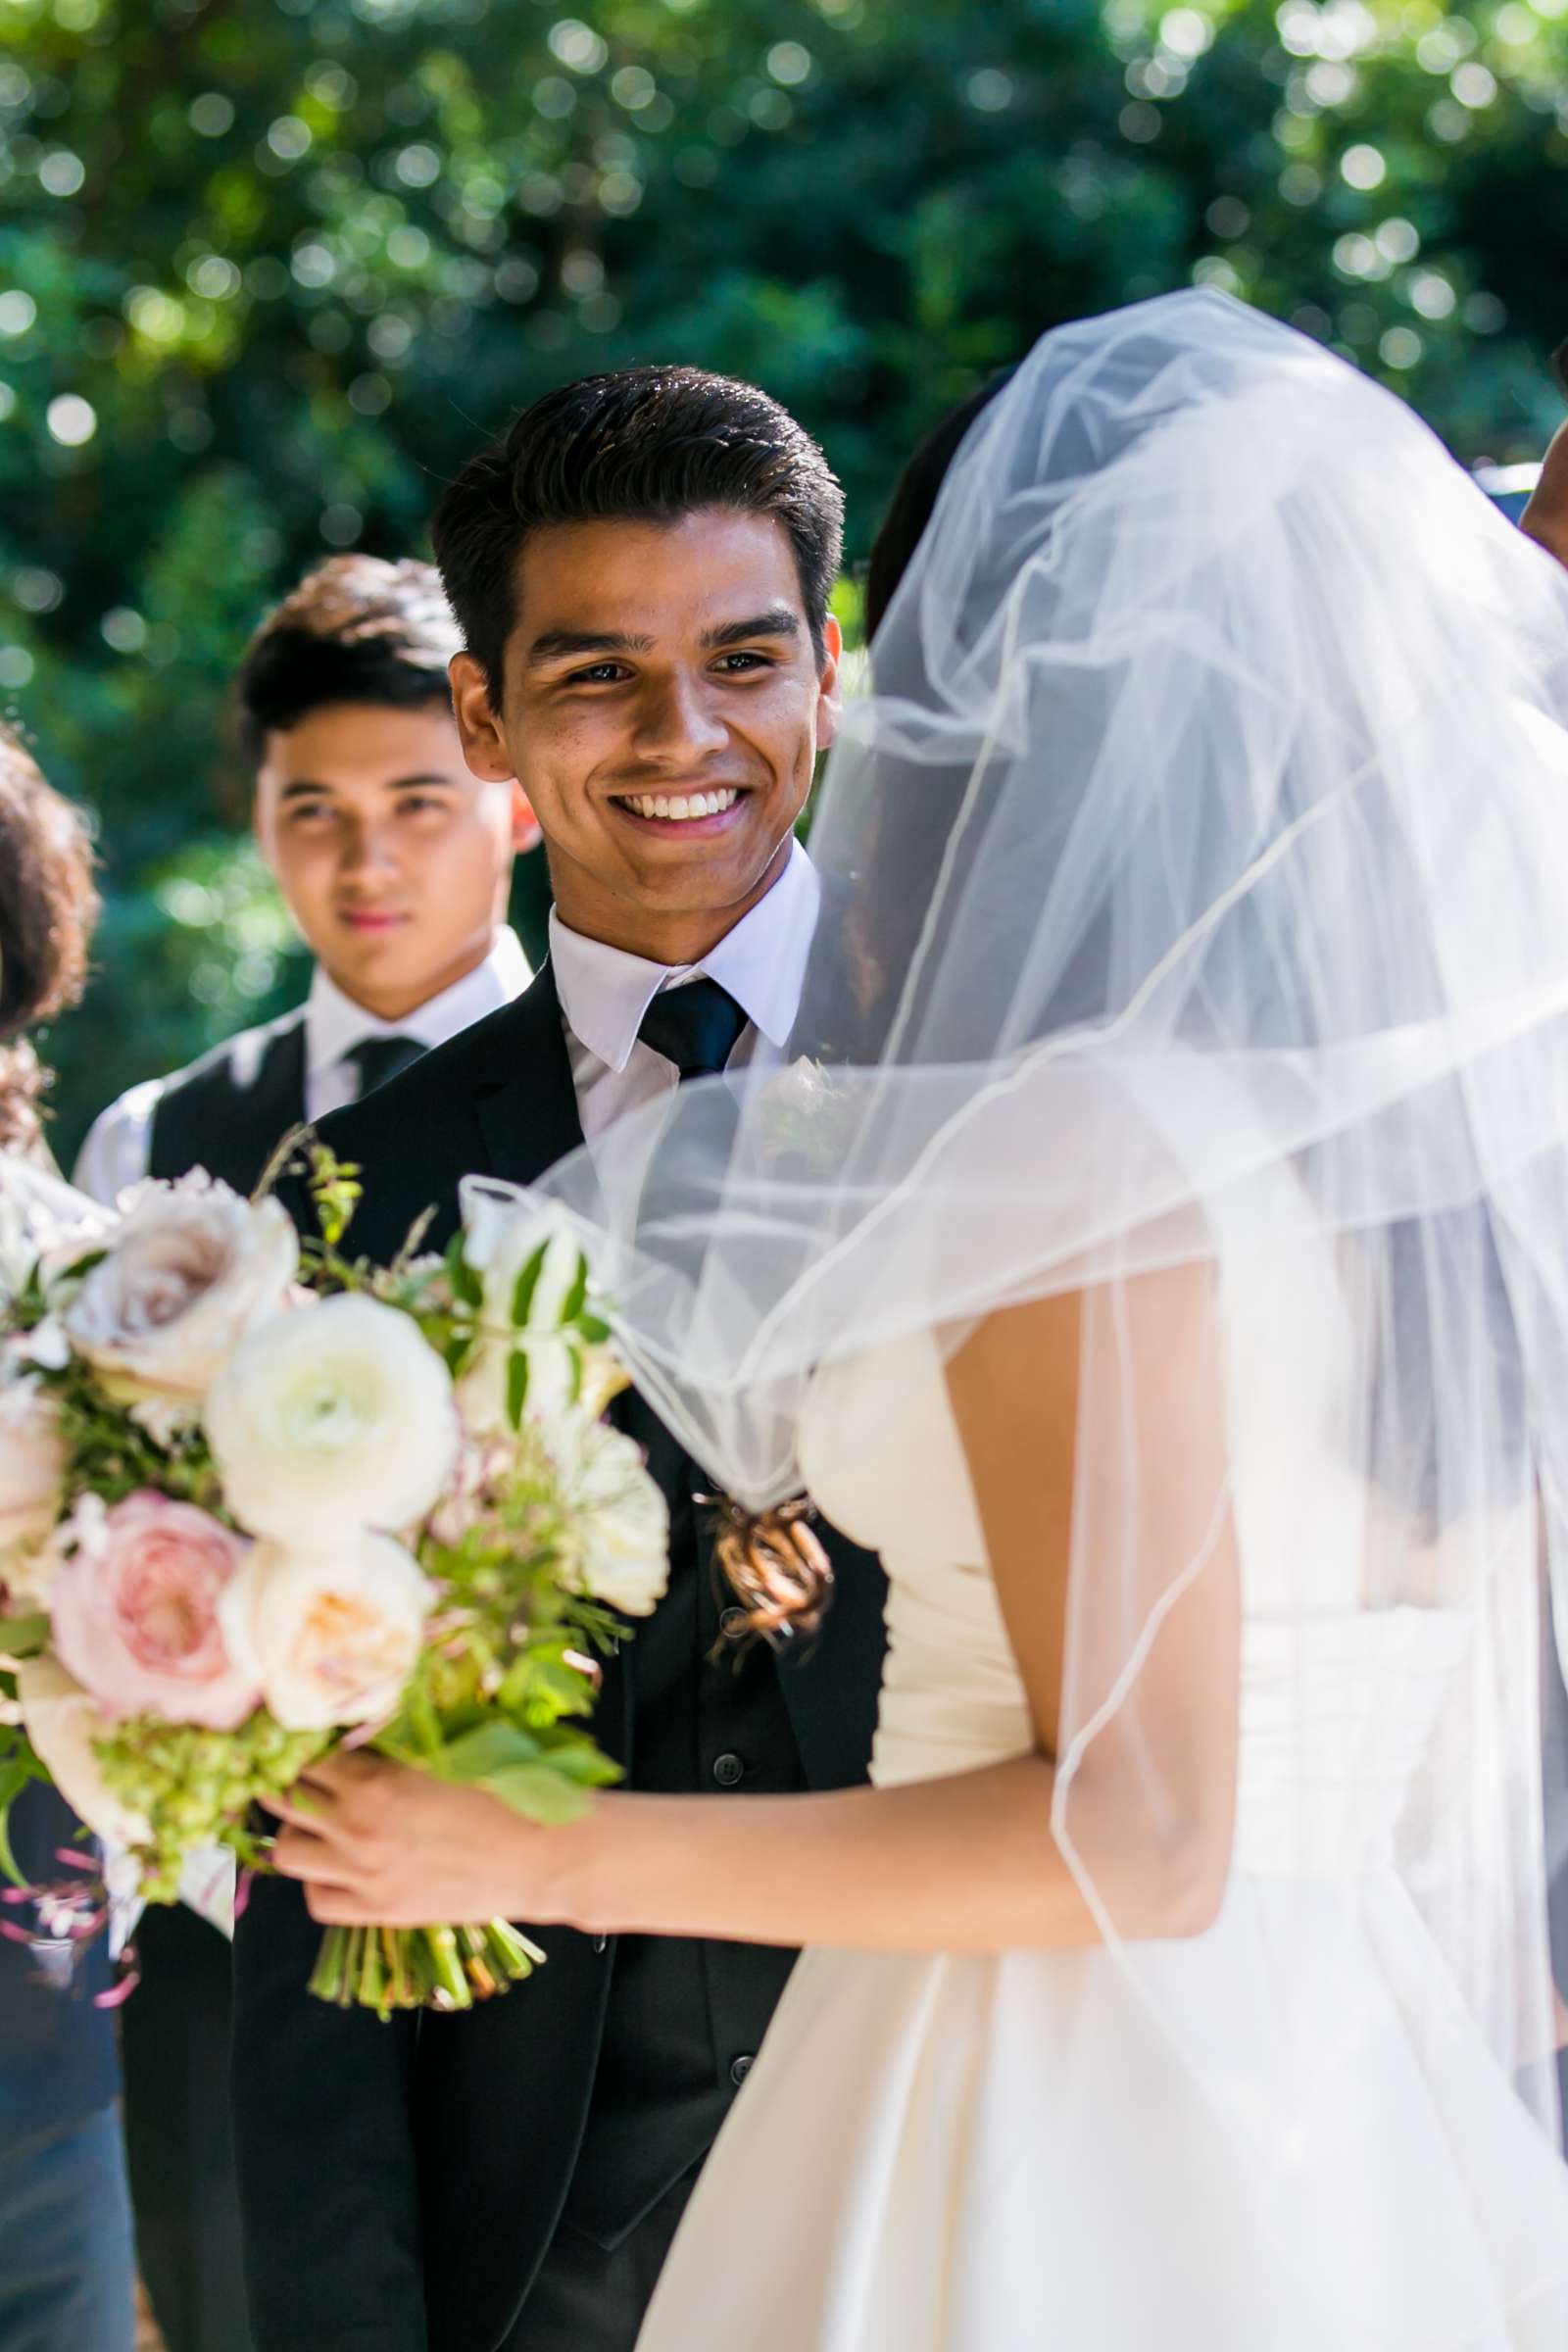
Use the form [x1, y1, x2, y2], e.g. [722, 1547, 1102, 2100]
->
[0, 1152, 667, 2015]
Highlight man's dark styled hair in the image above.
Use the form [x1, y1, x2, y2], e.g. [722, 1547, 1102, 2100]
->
[234, 555, 462, 765]
[431, 367, 846, 701]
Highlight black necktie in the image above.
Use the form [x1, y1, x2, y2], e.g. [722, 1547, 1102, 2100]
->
[637, 977, 749, 1084]
[634, 979, 748, 1250]
[345, 1033, 425, 1101]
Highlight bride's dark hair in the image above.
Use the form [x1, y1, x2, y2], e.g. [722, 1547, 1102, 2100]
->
[727, 373, 1020, 1642]
[0, 724, 98, 1154]
[795, 368, 1020, 1074]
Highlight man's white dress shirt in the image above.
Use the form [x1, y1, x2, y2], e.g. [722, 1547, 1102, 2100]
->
[74, 926, 531, 1205]
[548, 840, 820, 1142]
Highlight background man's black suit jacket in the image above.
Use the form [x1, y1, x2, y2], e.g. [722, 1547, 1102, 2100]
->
[230, 960, 888, 2352]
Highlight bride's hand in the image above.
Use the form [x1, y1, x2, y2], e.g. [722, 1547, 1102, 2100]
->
[264, 1750, 599, 1930]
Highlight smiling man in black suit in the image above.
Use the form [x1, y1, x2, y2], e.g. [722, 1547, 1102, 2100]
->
[230, 368, 888, 2352]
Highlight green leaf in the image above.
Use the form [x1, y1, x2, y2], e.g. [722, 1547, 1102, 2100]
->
[477, 1763, 596, 1825]
[578, 1313, 612, 1346]
[500, 1650, 597, 1719]
[445, 1232, 482, 1309]
[510, 1240, 549, 1330]
[0, 1612, 49, 1656]
[540, 1738, 623, 1788]
[58, 1248, 108, 1283]
[432, 1720, 544, 1782]
[560, 1254, 589, 1328]
[507, 1348, 529, 1431]
[0, 1750, 43, 1887]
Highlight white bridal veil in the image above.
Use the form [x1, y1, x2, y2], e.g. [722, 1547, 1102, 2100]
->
[523, 290, 1568, 2328]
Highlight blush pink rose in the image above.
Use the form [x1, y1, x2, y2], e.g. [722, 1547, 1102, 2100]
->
[52, 1491, 261, 1729]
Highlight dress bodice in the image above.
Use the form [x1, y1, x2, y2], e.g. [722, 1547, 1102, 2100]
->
[796, 1272, 1474, 1878]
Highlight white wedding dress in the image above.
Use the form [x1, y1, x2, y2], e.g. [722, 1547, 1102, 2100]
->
[634, 1246, 1568, 2351]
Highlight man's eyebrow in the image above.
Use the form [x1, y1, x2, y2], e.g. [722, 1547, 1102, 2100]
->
[276, 773, 457, 803]
[701, 608, 801, 650]
[525, 628, 656, 665]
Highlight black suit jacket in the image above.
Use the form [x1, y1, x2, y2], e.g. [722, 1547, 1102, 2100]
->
[230, 962, 888, 2352]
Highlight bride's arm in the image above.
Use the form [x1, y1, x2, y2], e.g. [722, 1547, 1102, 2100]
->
[272, 1267, 1240, 1954]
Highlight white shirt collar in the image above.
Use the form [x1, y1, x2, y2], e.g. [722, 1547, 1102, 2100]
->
[306, 925, 531, 1075]
[548, 840, 821, 1075]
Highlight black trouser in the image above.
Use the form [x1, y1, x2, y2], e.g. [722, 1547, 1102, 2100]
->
[500, 2166, 701, 2352]
[122, 1903, 253, 2352]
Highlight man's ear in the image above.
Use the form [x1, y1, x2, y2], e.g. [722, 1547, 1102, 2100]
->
[251, 781, 279, 877]
[450, 651, 514, 780]
[815, 612, 845, 753]
[510, 780, 543, 855]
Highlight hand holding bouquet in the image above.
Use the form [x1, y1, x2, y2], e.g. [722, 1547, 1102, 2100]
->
[0, 1151, 668, 2015]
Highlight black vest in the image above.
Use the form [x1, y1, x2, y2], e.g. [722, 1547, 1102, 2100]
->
[561, 1392, 809, 2243]
[147, 1009, 309, 1195]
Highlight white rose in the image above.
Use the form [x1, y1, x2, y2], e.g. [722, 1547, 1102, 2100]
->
[204, 1294, 458, 1543]
[457, 1192, 595, 1435]
[0, 1373, 65, 1568]
[17, 1654, 150, 1848]
[64, 1174, 298, 1402]
[547, 1411, 670, 1618]
[217, 1531, 430, 1731]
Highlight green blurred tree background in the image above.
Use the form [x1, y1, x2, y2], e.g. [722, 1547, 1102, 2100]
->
[2, 0, 1564, 1155]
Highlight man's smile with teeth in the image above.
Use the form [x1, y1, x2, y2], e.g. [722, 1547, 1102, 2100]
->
[617, 786, 742, 821]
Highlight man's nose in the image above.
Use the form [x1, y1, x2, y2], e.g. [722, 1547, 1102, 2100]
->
[632, 669, 729, 762]
[336, 818, 399, 880]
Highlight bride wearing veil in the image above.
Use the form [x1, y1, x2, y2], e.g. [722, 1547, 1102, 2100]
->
[499, 289, 1568, 2345]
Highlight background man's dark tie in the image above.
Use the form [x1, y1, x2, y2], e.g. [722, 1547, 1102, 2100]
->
[346, 1033, 425, 1100]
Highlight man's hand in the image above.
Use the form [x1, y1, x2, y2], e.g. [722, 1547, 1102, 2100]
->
[266, 1749, 586, 1929]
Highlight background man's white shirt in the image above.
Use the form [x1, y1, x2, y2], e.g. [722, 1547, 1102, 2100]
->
[73, 925, 531, 1205]
[549, 839, 820, 1141]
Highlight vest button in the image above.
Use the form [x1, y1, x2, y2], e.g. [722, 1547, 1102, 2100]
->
[729, 2052, 755, 2087]
[719, 1607, 749, 1639]
[711, 1752, 746, 1788]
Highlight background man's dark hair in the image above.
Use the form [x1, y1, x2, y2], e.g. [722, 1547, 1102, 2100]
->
[431, 366, 845, 701]
[234, 555, 461, 765]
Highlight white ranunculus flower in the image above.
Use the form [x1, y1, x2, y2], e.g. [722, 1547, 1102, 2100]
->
[17, 1654, 150, 1848]
[0, 1158, 109, 1309]
[0, 1372, 66, 1571]
[548, 1411, 670, 1618]
[217, 1531, 431, 1731]
[64, 1174, 298, 1402]
[457, 1194, 593, 1435]
[204, 1294, 458, 1543]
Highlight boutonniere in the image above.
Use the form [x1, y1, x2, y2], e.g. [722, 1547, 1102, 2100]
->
[753, 1056, 858, 1174]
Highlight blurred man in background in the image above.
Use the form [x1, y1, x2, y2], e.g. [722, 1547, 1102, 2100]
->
[74, 552, 538, 2352]
[77, 553, 537, 1201]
